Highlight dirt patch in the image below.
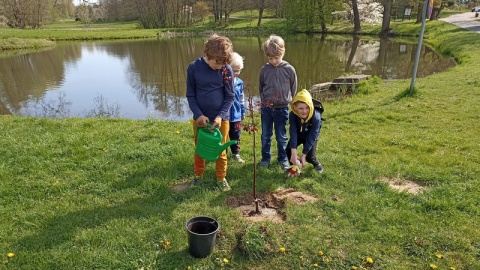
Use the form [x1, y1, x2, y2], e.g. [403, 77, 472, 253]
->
[170, 183, 320, 223]
[379, 176, 425, 194]
[225, 188, 319, 223]
[171, 181, 190, 191]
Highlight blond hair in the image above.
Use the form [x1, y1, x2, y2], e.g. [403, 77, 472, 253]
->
[204, 34, 234, 64]
[230, 52, 244, 71]
[261, 35, 285, 57]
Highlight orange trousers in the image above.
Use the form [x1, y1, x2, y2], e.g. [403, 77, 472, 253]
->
[192, 120, 229, 181]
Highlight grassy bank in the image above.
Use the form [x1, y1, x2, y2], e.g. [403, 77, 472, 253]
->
[1, 14, 480, 270]
[0, 9, 468, 51]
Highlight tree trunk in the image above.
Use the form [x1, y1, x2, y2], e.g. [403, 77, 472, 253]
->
[430, 2, 445, 20]
[416, 2, 423, 23]
[321, 22, 327, 33]
[256, 0, 265, 27]
[345, 36, 360, 72]
[352, 0, 361, 32]
[380, 0, 392, 36]
[257, 7, 263, 26]
[212, 0, 220, 22]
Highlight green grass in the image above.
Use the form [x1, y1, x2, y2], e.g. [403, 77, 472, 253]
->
[0, 19, 157, 45]
[1, 11, 480, 270]
[0, 8, 465, 49]
[45, 20, 143, 30]
[0, 37, 56, 50]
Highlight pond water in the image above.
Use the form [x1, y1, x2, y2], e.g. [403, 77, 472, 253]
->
[0, 35, 455, 121]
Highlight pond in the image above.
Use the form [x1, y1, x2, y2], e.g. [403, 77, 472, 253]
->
[0, 35, 455, 121]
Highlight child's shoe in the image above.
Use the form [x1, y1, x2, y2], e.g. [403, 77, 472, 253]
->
[315, 164, 324, 174]
[190, 176, 202, 188]
[232, 154, 245, 163]
[216, 178, 231, 191]
[280, 161, 290, 172]
[259, 160, 270, 168]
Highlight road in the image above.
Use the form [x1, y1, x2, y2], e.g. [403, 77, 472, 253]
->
[439, 11, 480, 33]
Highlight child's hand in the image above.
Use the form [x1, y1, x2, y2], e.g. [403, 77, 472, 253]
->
[300, 155, 307, 167]
[196, 116, 209, 127]
[212, 116, 222, 129]
[290, 155, 299, 165]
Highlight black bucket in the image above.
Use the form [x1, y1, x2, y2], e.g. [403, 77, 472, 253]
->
[186, 216, 219, 258]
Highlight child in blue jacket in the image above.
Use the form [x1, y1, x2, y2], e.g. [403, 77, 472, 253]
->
[228, 52, 246, 163]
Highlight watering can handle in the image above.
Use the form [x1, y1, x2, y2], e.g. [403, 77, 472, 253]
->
[198, 123, 218, 133]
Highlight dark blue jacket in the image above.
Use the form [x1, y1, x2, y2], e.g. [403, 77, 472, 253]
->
[186, 57, 235, 121]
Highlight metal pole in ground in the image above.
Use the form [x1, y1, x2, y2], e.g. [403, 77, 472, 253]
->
[409, 0, 430, 93]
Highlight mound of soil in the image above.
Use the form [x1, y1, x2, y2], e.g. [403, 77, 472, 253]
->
[225, 188, 319, 223]
[170, 181, 320, 223]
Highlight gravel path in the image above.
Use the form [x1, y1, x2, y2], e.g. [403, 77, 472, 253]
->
[440, 11, 480, 33]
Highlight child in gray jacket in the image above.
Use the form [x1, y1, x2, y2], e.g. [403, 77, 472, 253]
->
[258, 35, 298, 171]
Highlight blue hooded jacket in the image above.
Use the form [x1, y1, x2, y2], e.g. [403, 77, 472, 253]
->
[229, 77, 245, 122]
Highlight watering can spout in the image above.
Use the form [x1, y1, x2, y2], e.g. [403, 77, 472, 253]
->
[195, 125, 238, 161]
[221, 140, 237, 151]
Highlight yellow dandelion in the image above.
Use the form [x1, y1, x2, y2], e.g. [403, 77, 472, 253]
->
[352, 267, 358, 270]
[279, 247, 286, 253]
[176, 131, 180, 134]
[187, 266, 191, 270]
[430, 264, 438, 269]
[7, 252, 15, 258]
[435, 253, 443, 259]
[160, 240, 171, 249]
[223, 258, 229, 264]
[313, 263, 318, 268]
[366, 257, 373, 264]
[318, 250, 324, 256]
[450, 267, 456, 270]
[323, 257, 331, 263]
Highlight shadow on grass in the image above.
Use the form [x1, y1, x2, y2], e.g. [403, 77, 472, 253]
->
[394, 86, 418, 100]
[14, 155, 196, 252]
[15, 190, 182, 251]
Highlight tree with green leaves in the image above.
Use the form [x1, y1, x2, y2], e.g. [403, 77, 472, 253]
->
[284, 0, 342, 32]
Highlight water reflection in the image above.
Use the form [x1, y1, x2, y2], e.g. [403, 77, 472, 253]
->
[0, 35, 455, 121]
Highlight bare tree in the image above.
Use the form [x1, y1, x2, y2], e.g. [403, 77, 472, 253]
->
[211, 0, 221, 23]
[253, 0, 266, 27]
[0, 0, 55, 28]
[77, 0, 93, 24]
[192, 1, 210, 22]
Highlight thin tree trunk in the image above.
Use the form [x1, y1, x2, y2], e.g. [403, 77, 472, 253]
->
[256, 0, 265, 27]
[345, 36, 360, 72]
[352, 0, 361, 32]
[257, 7, 263, 26]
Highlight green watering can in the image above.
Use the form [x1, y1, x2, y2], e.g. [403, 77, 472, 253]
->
[196, 124, 237, 161]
